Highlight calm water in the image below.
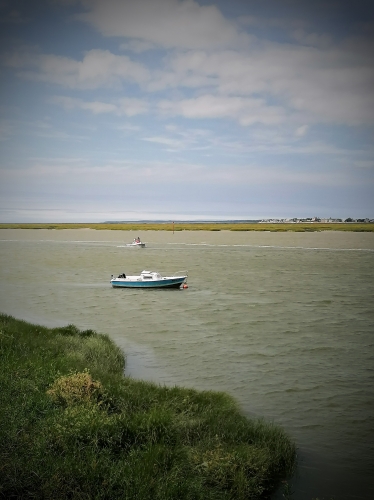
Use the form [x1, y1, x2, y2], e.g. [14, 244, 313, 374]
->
[1, 229, 374, 499]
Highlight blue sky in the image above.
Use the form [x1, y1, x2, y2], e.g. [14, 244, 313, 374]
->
[0, 0, 373, 222]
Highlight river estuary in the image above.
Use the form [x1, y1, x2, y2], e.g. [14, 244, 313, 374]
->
[0, 229, 373, 499]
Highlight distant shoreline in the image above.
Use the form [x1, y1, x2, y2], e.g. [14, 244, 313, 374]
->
[1, 222, 374, 232]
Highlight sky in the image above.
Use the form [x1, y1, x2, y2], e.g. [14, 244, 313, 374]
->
[0, 0, 373, 222]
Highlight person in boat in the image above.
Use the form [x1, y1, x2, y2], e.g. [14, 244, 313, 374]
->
[135, 237, 141, 243]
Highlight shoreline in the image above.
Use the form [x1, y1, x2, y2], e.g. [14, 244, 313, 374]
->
[0, 313, 296, 499]
[1, 222, 374, 232]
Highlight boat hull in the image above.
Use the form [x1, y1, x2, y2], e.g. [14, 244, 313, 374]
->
[111, 277, 186, 289]
[125, 243, 145, 248]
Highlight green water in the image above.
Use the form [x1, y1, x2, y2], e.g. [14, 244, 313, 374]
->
[1, 229, 373, 499]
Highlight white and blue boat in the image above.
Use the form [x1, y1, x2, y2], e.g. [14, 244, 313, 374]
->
[125, 238, 145, 248]
[111, 270, 188, 289]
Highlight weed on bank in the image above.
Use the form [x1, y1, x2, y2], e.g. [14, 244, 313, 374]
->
[0, 222, 373, 232]
[0, 313, 296, 499]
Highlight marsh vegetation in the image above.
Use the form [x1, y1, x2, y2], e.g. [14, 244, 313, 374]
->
[0, 222, 373, 232]
[0, 313, 296, 499]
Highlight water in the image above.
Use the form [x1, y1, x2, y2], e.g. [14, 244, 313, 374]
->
[1, 229, 374, 499]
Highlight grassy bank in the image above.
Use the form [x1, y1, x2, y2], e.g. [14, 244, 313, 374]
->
[0, 222, 373, 232]
[0, 313, 296, 499]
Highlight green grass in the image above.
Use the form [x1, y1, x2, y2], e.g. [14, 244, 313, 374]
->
[0, 222, 373, 232]
[0, 313, 296, 499]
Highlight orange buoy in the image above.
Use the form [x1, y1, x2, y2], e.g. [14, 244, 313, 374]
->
[182, 283, 188, 289]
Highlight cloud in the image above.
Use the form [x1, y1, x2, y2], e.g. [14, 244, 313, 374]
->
[75, 0, 249, 50]
[295, 125, 308, 137]
[117, 98, 149, 116]
[51, 96, 149, 116]
[142, 136, 186, 150]
[158, 94, 285, 126]
[159, 42, 374, 125]
[4, 4, 374, 128]
[4, 48, 149, 89]
[0, 156, 360, 194]
[51, 96, 116, 114]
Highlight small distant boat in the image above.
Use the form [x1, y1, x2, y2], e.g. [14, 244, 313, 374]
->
[125, 238, 145, 248]
[111, 270, 188, 289]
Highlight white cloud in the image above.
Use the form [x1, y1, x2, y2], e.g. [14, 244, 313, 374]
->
[1, 0, 373, 222]
[117, 124, 142, 133]
[0, 156, 359, 192]
[158, 94, 285, 126]
[50, 96, 148, 116]
[51, 96, 149, 116]
[4, 9, 374, 128]
[142, 136, 186, 150]
[4, 48, 149, 89]
[76, 0, 249, 50]
[295, 125, 308, 137]
[159, 41, 374, 125]
[118, 98, 149, 116]
[51, 96, 116, 113]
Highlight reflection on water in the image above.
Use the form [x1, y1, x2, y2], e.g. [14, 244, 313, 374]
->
[1, 229, 374, 499]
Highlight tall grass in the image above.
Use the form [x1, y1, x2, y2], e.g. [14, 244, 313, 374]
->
[0, 222, 373, 232]
[0, 314, 296, 499]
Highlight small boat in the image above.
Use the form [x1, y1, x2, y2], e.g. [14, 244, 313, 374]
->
[111, 270, 188, 289]
[125, 240, 145, 248]
[125, 237, 145, 248]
